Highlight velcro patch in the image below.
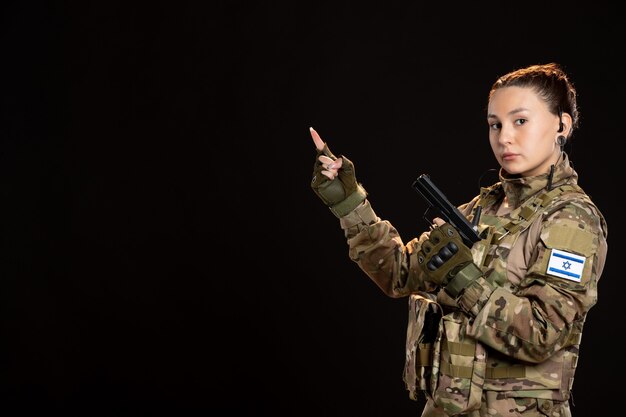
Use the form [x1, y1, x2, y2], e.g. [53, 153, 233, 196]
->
[546, 249, 586, 282]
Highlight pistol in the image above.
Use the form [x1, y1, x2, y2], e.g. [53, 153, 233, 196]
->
[412, 174, 481, 248]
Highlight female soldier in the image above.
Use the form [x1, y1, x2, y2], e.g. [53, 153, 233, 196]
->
[309, 63, 608, 417]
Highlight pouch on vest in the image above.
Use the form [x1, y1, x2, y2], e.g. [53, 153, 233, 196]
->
[430, 311, 487, 415]
[403, 293, 442, 401]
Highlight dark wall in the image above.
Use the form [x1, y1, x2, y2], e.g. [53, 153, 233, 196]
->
[1, 1, 622, 415]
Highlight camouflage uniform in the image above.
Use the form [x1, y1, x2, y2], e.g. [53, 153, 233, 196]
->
[338, 154, 608, 417]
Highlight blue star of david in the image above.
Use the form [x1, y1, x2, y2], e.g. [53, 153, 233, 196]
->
[562, 261, 571, 270]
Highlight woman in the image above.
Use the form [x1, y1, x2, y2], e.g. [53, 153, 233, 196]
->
[309, 63, 608, 417]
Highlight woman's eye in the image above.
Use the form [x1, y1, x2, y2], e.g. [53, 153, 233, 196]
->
[489, 122, 501, 130]
[515, 118, 527, 125]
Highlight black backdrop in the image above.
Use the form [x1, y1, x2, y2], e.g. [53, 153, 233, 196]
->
[1, 1, 623, 416]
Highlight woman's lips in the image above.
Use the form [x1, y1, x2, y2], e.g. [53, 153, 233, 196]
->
[502, 152, 518, 161]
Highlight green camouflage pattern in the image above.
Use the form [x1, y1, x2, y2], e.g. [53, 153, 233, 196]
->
[404, 292, 441, 398]
[421, 393, 572, 416]
[429, 310, 487, 414]
[337, 154, 608, 416]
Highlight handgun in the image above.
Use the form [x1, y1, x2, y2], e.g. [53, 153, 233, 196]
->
[412, 173, 482, 248]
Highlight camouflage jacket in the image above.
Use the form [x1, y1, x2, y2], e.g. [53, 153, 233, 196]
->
[338, 154, 608, 413]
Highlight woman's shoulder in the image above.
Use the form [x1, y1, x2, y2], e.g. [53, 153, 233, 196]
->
[542, 185, 608, 239]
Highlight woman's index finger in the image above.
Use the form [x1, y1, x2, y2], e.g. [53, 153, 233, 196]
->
[309, 127, 325, 151]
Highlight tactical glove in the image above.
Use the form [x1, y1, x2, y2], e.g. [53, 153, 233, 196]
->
[416, 223, 483, 298]
[311, 143, 367, 218]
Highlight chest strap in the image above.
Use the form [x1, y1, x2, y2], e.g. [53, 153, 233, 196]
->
[494, 184, 583, 242]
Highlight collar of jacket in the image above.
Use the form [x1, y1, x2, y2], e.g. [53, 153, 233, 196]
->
[498, 152, 578, 209]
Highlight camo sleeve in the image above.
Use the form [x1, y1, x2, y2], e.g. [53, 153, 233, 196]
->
[458, 198, 608, 363]
[339, 200, 438, 297]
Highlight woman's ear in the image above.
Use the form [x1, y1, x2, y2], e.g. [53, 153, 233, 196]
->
[559, 112, 573, 137]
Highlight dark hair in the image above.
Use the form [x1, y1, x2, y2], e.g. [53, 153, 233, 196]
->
[489, 63, 579, 136]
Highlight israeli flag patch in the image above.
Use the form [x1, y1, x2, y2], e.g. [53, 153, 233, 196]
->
[547, 249, 586, 282]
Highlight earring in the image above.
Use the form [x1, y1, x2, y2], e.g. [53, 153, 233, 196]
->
[556, 135, 566, 147]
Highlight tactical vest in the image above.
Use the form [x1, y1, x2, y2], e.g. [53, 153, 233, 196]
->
[403, 183, 592, 414]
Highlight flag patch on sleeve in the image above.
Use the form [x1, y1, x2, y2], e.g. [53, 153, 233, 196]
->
[547, 249, 586, 282]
